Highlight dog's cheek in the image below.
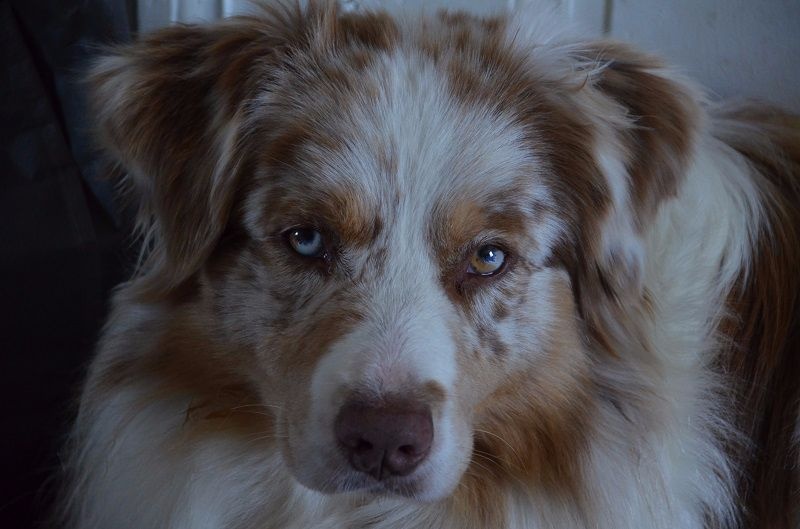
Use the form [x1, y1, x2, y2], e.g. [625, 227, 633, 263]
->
[450, 266, 549, 405]
[200, 243, 317, 391]
[452, 269, 592, 492]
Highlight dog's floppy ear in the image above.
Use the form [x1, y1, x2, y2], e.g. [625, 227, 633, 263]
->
[89, 22, 267, 293]
[88, 17, 286, 294]
[580, 41, 702, 296]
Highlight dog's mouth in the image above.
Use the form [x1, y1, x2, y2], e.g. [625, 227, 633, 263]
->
[332, 467, 427, 498]
[286, 444, 437, 501]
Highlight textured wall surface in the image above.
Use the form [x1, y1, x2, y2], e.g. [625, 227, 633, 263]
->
[137, 0, 799, 112]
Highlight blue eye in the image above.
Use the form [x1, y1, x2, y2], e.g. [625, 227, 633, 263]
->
[286, 228, 325, 258]
[468, 245, 506, 276]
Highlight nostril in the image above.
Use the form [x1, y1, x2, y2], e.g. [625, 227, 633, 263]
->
[354, 439, 373, 453]
[398, 444, 416, 456]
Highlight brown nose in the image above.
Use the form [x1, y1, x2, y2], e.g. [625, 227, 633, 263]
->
[334, 400, 433, 480]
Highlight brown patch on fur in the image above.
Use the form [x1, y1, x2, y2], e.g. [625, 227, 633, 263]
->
[263, 185, 382, 250]
[472, 372, 590, 497]
[335, 189, 384, 248]
[713, 104, 800, 529]
[253, 1, 398, 56]
[88, 301, 273, 446]
[273, 300, 365, 380]
[419, 11, 507, 66]
[338, 10, 400, 51]
[439, 199, 488, 250]
[438, 199, 530, 250]
[433, 196, 534, 304]
[476, 324, 509, 358]
[260, 122, 319, 171]
[491, 300, 510, 321]
[469, 277, 591, 497]
[448, 469, 507, 529]
[587, 42, 700, 227]
[420, 380, 448, 406]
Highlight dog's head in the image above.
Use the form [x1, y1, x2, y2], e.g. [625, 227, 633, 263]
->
[91, 2, 698, 502]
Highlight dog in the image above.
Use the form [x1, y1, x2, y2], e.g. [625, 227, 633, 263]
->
[61, 2, 800, 528]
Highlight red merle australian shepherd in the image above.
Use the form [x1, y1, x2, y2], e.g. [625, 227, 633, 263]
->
[61, 2, 800, 528]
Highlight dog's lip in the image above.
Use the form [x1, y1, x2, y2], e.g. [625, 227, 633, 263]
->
[367, 477, 422, 498]
[325, 469, 424, 499]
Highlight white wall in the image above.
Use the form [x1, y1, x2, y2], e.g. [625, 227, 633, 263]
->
[609, 0, 800, 112]
[137, 0, 800, 112]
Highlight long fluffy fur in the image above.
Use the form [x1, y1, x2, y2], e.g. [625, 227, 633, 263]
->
[60, 2, 800, 528]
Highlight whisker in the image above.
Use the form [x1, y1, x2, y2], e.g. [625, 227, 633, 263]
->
[233, 410, 275, 418]
[470, 449, 530, 491]
[473, 428, 522, 461]
[231, 403, 285, 411]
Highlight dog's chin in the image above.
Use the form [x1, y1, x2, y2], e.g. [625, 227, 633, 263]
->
[289, 461, 460, 503]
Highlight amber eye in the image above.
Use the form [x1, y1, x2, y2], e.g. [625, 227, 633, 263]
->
[468, 245, 506, 276]
[286, 227, 325, 258]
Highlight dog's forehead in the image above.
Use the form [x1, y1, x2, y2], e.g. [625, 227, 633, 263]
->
[259, 50, 541, 243]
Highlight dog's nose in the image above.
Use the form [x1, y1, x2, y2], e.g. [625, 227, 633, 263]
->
[334, 400, 433, 480]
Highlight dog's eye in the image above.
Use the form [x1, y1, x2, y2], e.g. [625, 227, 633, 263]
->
[286, 228, 325, 258]
[468, 245, 506, 276]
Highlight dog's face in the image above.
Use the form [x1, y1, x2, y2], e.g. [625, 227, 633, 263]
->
[236, 50, 586, 500]
[91, 4, 695, 502]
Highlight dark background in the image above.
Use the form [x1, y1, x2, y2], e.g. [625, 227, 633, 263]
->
[1, 1, 137, 526]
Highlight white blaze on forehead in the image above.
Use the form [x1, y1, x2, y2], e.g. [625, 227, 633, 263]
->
[342, 50, 540, 215]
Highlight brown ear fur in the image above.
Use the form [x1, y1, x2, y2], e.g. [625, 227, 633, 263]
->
[587, 41, 700, 229]
[88, 20, 272, 295]
[597, 42, 699, 291]
[562, 42, 701, 355]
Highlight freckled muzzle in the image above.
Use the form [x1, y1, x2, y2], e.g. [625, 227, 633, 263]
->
[334, 399, 434, 480]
